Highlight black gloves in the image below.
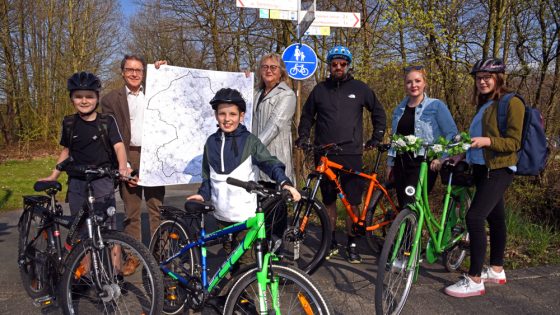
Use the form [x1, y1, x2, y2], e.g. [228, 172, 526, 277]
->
[294, 137, 310, 148]
[364, 138, 379, 150]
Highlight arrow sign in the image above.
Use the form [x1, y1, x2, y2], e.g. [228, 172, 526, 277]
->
[236, 0, 298, 11]
[302, 11, 361, 28]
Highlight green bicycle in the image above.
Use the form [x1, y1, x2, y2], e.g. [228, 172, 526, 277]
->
[375, 138, 474, 315]
[149, 177, 333, 314]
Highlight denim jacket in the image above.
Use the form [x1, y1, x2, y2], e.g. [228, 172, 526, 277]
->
[387, 94, 458, 166]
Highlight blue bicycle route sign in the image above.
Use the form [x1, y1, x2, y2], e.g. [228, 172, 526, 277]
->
[282, 43, 318, 80]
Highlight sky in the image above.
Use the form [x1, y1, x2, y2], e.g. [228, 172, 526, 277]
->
[119, 0, 139, 19]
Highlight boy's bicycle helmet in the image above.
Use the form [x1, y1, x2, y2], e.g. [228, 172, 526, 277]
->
[326, 45, 353, 63]
[209, 88, 246, 112]
[67, 71, 102, 94]
[470, 58, 505, 74]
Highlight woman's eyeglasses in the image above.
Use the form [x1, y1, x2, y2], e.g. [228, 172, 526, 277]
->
[403, 65, 424, 73]
[475, 75, 494, 83]
[331, 61, 348, 68]
[261, 65, 279, 71]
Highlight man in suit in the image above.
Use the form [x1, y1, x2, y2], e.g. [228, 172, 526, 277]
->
[101, 55, 167, 275]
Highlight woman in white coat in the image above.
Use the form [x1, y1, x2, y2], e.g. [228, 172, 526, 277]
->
[252, 53, 296, 184]
[252, 53, 297, 239]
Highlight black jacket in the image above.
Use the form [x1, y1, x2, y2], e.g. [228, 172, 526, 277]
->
[298, 74, 386, 154]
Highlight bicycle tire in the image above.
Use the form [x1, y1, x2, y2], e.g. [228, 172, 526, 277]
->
[17, 208, 55, 299]
[365, 189, 397, 255]
[375, 208, 418, 315]
[60, 230, 163, 315]
[283, 195, 331, 274]
[148, 220, 200, 314]
[442, 194, 472, 272]
[223, 263, 333, 314]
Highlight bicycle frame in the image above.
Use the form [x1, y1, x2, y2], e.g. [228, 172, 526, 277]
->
[160, 194, 282, 313]
[296, 144, 398, 235]
[400, 152, 473, 274]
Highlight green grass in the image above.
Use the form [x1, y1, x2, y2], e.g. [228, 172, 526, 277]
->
[505, 209, 560, 269]
[0, 157, 68, 211]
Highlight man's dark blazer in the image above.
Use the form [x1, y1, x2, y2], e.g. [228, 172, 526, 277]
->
[101, 87, 132, 156]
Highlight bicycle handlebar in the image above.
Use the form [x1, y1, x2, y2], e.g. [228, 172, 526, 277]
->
[226, 177, 290, 200]
[56, 157, 120, 179]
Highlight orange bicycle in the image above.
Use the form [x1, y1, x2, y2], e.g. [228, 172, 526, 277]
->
[282, 141, 398, 274]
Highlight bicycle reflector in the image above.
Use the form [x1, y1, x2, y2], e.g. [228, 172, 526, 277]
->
[405, 186, 416, 196]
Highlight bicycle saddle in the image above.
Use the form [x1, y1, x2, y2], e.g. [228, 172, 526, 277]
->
[184, 200, 215, 214]
[34, 181, 62, 192]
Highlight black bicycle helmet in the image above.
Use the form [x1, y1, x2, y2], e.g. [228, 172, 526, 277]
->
[209, 88, 246, 112]
[67, 71, 102, 94]
[470, 58, 505, 74]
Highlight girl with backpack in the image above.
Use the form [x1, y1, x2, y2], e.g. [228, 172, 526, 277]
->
[445, 58, 524, 298]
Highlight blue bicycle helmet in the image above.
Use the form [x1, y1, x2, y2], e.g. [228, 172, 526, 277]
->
[326, 45, 353, 63]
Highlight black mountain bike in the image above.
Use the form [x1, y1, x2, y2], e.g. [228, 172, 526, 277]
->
[18, 163, 163, 314]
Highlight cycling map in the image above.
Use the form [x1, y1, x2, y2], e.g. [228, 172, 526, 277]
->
[139, 65, 254, 186]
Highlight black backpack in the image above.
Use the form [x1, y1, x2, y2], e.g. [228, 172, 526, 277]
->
[62, 113, 118, 169]
[496, 93, 549, 176]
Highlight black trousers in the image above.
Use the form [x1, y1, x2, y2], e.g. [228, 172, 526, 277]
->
[393, 154, 437, 209]
[467, 165, 513, 277]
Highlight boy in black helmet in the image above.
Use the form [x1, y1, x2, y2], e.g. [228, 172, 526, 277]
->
[187, 88, 300, 265]
[40, 71, 128, 229]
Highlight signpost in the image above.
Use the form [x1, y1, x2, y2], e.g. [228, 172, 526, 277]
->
[282, 43, 317, 81]
[236, 0, 297, 11]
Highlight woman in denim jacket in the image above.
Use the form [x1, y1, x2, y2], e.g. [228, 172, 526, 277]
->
[387, 66, 458, 207]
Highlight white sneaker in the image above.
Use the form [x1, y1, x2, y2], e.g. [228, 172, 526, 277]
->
[481, 266, 507, 284]
[444, 274, 485, 298]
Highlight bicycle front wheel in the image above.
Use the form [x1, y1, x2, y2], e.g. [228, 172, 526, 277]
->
[442, 193, 472, 272]
[224, 263, 333, 314]
[283, 196, 331, 274]
[365, 189, 398, 255]
[375, 208, 418, 315]
[149, 220, 200, 314]
[60, 230, 163, 315]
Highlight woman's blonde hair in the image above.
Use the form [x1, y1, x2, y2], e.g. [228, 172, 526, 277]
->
[256, 53, 289, 90]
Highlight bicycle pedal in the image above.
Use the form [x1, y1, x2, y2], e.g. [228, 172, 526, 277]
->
[33, 295, 56, 308]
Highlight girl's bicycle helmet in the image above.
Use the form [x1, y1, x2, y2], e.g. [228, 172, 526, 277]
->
[470, 58, 505, 74]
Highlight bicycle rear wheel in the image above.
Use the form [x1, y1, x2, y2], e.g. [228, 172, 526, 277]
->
[17, 207, 55, 299]
[365, 189, 398, 255]
[149, 220, 200, 314]
[375, 208, 418, 315]
[282, 195, 331, 274]
[224, 263, 333, 314]
[442, 193, 472, 272]
[60, 230, 163, 315]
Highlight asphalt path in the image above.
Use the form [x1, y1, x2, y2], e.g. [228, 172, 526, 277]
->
[1, 184, 559, 314]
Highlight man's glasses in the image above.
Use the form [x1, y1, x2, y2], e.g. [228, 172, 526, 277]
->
[124, 68, 144, 75]
[475, 75, 494, 83]
[404, 65, 424, 73]
[261, 65, 279, 71]
[331, 61, 348, 68]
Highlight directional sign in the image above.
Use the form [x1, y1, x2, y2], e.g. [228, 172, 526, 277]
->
[259, 9, 361, 28]
[236, 0, 297, 11]
[305, 11, 361, 28]
[282, 43, 317, 80]
[305, 26, 330, 36]
[297, 5, 315, 37]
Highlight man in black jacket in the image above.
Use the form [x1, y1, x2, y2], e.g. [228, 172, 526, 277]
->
[296, 45, 386, 264]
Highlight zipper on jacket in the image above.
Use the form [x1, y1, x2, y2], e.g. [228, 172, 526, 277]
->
[220, 132, 225, 172]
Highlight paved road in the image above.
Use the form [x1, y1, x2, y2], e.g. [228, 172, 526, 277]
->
[1, 185, 559, 314]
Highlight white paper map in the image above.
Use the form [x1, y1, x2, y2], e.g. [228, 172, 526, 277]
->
[140, 65, 254, 186]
